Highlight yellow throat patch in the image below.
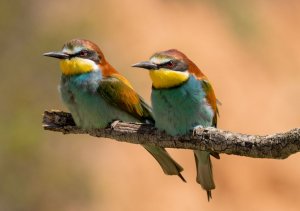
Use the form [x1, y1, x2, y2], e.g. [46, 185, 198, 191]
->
[149, 69, 189, 89]
[60, 58, 97, 75]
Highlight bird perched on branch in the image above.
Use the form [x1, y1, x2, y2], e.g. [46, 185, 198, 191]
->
[43, 39, 185, 182]
[133, 49, 219, 200]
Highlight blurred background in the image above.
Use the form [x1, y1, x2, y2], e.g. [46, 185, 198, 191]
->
[1, 0, 300, 210]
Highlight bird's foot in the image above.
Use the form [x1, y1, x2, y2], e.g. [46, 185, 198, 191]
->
[192, 125, 204, 136]
[110, 120, 121, 129]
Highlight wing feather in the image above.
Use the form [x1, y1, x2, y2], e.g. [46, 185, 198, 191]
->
[97, 74, 154, 123]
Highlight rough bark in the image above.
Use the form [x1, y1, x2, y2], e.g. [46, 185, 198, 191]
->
[42, 110, 300, 159]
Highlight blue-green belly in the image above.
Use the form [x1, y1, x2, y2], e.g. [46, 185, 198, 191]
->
[59, 73, 138, 129]
[151, 76, 213, 135]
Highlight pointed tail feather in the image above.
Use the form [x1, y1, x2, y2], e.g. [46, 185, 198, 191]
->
[143, 145, 186, 182]
[194, 150, 215, 201]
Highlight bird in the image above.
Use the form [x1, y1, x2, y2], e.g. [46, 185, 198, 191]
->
[43, 39, 185, 182]
[132, 49, 219, 201]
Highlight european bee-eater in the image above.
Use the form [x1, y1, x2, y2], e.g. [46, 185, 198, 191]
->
[133, 49, 219, 200]
[43, 39, 185, 181]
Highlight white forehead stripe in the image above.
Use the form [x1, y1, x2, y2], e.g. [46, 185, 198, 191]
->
[62, 46, 84, 54]
[150, 57, 171, 64]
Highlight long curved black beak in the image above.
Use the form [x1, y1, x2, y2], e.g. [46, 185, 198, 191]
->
[43, 51, 69, 59]
[132, 61, 158, 70]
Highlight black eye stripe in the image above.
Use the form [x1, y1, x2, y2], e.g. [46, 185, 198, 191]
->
[157, 60, 188, 72]
[77, 50, 89, 57]
[67, 50, 101, 64]
[158, 60, 175, 69]
[68, 50, 91, 58]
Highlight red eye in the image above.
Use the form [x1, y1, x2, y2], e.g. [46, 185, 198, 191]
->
[166, 61, 175, 68]
[80, 50, 88, 57]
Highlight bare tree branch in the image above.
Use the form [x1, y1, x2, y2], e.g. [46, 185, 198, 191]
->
[42, 110, 300, 159]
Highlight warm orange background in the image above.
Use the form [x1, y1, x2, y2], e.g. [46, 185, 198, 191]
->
[1, 0, 300, 210]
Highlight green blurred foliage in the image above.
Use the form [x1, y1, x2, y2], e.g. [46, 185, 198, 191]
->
[0, 0, 95, 210]
[1, 0, 300, 210]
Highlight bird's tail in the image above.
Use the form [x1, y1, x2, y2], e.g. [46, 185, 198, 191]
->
[194, 150, 215, 201]
[143, 145, 186, 182]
